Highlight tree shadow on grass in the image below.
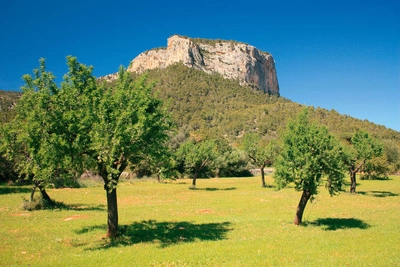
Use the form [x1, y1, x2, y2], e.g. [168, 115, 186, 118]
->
[189, 187, 237, 191]
[357, 191, 399, 198]
[305, 218, 370, 231]
[76, 220, 232, 249]
[63, 203, 106, 211]
[0, 186, 31, 195]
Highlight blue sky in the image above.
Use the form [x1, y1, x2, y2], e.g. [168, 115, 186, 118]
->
[1, 0, 399, 131]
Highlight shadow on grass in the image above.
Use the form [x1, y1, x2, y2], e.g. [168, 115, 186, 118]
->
[305, 218, 370, 231]
[77, 220, 232, 249]
[64, 203, 106, 211]
[0, 186, 31, 195]
[189, 187, 237, 191]
[357, 191, 399, 198]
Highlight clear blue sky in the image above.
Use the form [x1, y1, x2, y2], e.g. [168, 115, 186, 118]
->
[1, 0, 399, 131]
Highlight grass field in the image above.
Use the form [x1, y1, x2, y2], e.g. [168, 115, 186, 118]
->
[1, 176, 399, 266]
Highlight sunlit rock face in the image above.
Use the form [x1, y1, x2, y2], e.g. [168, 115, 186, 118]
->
[127, 35, 279, 95]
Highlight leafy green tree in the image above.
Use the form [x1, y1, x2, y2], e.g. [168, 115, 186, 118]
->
[1, 57, 172, 238]
[89, 67, 172, 237]
[342, 130, 383, 193]
[361, 155, 389, 180]
[176, 139, 218, 187]
[1, 58, 69, 203]
[242, 133, 279, 187]
[274, 110, 345, 225]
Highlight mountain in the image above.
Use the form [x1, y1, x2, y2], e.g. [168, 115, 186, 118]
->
[104, 35, 279, 95]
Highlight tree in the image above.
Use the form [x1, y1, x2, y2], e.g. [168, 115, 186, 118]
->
[242, 133, 279, 187]
[274, 110, 345, 225]
[342, 130, 383, 193]
[1, 57, 172, 237]
[176, 139, 218, 187]
[89, 67, 172, 237]
[1, 58, 71, 203]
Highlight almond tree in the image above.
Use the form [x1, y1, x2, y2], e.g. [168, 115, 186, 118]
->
[1, 58, 72, 203]
[91, 67, 172, 237]
[242, 133, 279, 187]
[176, 139, 218, 187]
[342, 130, 383, 193]
[274, 110, 345, 225]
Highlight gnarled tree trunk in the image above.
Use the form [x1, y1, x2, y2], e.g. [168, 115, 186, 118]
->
[39, 185, 53, 203]
[294, 189, 312, 225]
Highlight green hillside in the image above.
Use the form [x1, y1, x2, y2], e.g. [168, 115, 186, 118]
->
[129, 63, 399, 144]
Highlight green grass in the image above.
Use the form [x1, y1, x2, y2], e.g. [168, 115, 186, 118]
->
[1, 176, 399, 266]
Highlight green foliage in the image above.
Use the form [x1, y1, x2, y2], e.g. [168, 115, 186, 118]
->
[1, 59, 69, 189]
[275, 109, 346, 197]
[91, 67, 173, 190]
[361, 155, 390, 180]
[342, 129, 384, 192]
[242, 132, 280, 186]
[242, 133, 279, 168]
[175, 139, 219, 179]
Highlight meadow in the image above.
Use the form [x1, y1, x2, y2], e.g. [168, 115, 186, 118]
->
[1, 175, 399, 266]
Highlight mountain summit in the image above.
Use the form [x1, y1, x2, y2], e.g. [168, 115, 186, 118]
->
[125, 35, 279, 95]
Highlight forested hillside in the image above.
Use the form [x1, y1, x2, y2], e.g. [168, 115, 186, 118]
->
[127, 63, 400, 144]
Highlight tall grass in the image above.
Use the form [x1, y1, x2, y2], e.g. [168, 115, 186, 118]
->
[0, 176, 399, 266]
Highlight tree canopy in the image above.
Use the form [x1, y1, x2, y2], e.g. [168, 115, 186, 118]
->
[274, 109, 346, 225]
[241, 133, 279, 187]
[342, 130, 383, 193]
[1, 57, 173, 237]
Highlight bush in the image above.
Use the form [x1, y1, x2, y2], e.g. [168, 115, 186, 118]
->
[21, 196, 62, 211]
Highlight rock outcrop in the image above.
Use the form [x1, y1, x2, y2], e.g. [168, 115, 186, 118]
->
[125, 35, 279, 95]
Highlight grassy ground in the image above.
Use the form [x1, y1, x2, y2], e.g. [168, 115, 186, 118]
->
[0, 176, 399, 266]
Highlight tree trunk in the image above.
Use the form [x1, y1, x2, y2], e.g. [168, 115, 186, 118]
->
[260, 166, 266, 187]
[39, 186, 53, 203]
[350, 170, 357, 193]
[30, 185, 37, 202]
[294, 189, 312, 225]
[192, 176, 197, 187]
[105, 187, 118, 238]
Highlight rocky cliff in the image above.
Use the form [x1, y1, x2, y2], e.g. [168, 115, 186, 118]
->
[126, 35, 279, 95]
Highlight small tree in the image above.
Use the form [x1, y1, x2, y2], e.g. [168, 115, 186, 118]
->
[90, 67, 172, 237]
[176, 139, 218, 187]
[274, 110, 345, 225]
[1, 59, 71, 203]
[242, 133, 279, 187]
[342, 130, 383, 193]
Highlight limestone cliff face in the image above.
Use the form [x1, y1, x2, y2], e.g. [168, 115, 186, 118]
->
[127, 35, 279, 95]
